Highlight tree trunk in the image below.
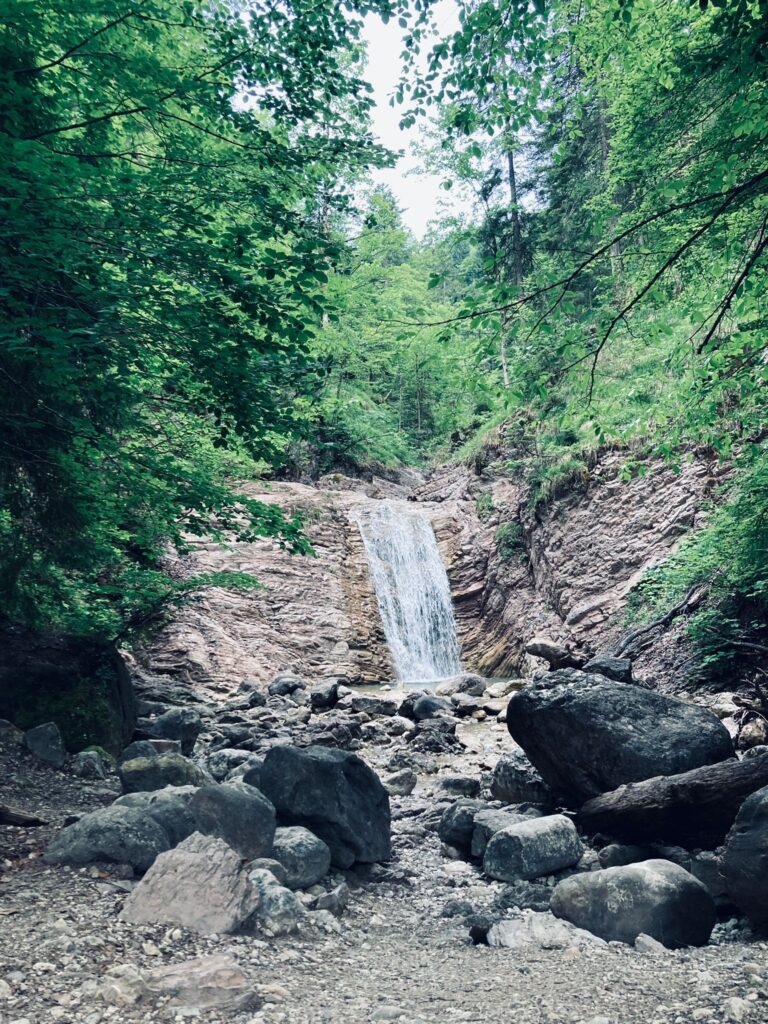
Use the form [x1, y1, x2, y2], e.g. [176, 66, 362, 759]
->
[579, 754, 768, 848]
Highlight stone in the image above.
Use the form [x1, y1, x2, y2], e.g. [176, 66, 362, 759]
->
[506, 669, 734, 803]
[119, 739, 179, 763]
[258, 745, 391, 868]
[597, 843, 657, 869]
[525, 637, 582, 669]
[471, 808, 541, 859]
[436, 775, 480, 798]
[114, 785, 199, 846]
[487, 910, 605, 950]
[247, 689, 267, 708]
[118, 753, 208, 793]
[490, 750, 554, 806]
[120, 833, 256, 934]
[551, 859, 716, 947]
[350, 694, 399, 717]
[634, 932, 667, 954]
[44, 806, 170, 872]
[722, 997, 753, 1022]
[248, 857, 288, 886]
[135, 707, 202, 756]
[271, 826, 331, 889]
[314, 881, 350, 916]
[411, 694, 452, 720]
[24, 722, 66, 767]
[268, 674, 306, 697]
[583, 655, 633, 683]
[721, 783, 768, 926]
[495, 879, 553, 913]
[143, 954, 257, 1014]
[437, 800, 486, 853]
[190, 781, 276, 860]
[310, 680, 340, 712]
[483, 814, 583, 882]
[70, 749, 108, 779]
[738, 717, 768, 750]
[240, 758, 265, 789]
[384, 768, 417, 796]
[206, 748, 252, 782]
[246, 868, 304, 936]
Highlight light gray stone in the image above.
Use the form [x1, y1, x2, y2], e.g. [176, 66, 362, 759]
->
[271, 826, 331, 889]
[246, 868, 304, 936]
[487, 910, 606, 950]
[483, 814, 583, 881]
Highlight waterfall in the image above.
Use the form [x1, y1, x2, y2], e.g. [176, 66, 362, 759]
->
[355, 502, 462, 684]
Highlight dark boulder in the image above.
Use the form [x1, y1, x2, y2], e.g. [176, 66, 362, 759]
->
[551, 859, 716, 948]
[350, 694, 399, 717]
[43, 805, 170, 872]
[259, 745, 390, 868]
[721, 783, 768, 927]
[507, 669, 733, 803]
[119, 739, 180, 763]
[583, 656, 633, 684]
[119, 753, 208, 794]
[270, 826, 331, 889]
[134, 708, 202, 756]
[0, 624, 136, 755]
[412, 694, 452, 721]
[24, 722, 66, 767]
[190, 781, 276, 860]
[309, 681, 340, 712]
[114, 785, 199, 846]
[267, 674, 306, 697]
[490, 750, 555, 807]
[437, 799, 486, 853]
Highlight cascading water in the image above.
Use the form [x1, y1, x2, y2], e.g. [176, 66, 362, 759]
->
[355, 502, 462, 685]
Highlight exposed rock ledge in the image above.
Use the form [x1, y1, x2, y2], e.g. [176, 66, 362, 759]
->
[133, 449, 723, 695]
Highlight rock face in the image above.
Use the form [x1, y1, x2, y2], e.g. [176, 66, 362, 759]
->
[721, 784, 768, 926]
[270, 826, 331, 890]
[551, 859, 716, 947]
[190, 782, 276, 860]
[0, 624, 136, 755]
[259, 745, 391, 868]
[482, 814, 583, 882]
[44, 806, 170, 872]
[506, 670, 733, 803]
[120, 833, 256, 935]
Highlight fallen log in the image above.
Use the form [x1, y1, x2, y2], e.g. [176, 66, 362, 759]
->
[578, 754, 768, 848]
[0, 804, 47, 827]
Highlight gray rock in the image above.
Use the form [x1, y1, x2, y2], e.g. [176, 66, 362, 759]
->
[120, 833, 256, 934]
[246, 868, 304, 936]
[143, 954, 257, 1014]
[471, 808, 542, 859]
[71, 749, 109, 779]
[583, 655, 633, 683]
[119, 753, 208, 793]
[506, 669, 734, 803]
[271, 826, 331, 889]
[206, 748, 252, 782]
[487, 909, 605, 950]
[24, 722, 66, 767]
[688, 850, 732, 909]
[490, 750, 554, 806]
[483, 814, 583, 882]
[721, 783, 768, 926]
[114, 785, 199, 846]
[247, 858, 288, 886]
[44, 806, 170, 872]
[247, 689, 267, 708]
[436, 775, 481, 798]
[634, 932, 667, 954]
[551, 858, 716, 947]
[525, 637, 582, 669]
[259, 745, 391, 868]
[136, 708, 202, 756]
[268, 674, 306, 697]
[437, 799, 486, 853]
[310, 680, 340, 712]
[384, 768, 417, 796]
[314, 882, 350, 916]
[598, 843, 657, 868]
[190, 781, 276, 860]
[119, 739, 180, 764]
[412, 694, 452, 721]
[495, 879, 553, 913]
[350, 694, 399, 717]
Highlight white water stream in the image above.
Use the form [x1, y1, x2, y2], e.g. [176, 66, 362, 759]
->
[355, 502, 462, 685]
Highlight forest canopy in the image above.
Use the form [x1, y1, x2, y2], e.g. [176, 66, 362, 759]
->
[1, 0, 766, 669]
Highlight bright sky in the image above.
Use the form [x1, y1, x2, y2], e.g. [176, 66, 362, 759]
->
[361, 3, 466, 238]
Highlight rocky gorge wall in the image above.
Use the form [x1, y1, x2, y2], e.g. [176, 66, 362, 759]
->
[131, 448, 724, 695]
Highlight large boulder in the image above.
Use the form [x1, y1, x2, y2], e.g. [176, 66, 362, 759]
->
[721, 784, 768, 926]
[258, 745, 390, 868]
[490, 750, 554, 806]
[483, 814, 583, 882]
[24, 722, 66, 767]
[0, 624, 136, 755]
[114, 786, 199, 846]
[135, 708, 202, 756]
[190, 782, 275, 860]
[120, 833, 256, 935]
[551, 859, 716, 947]
[506, 669, 733, 803]
[119, 753, 208, 794]
[270, 826, 331, 890]
[43, 806, 170, 872]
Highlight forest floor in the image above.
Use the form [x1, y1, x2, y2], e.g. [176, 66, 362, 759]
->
[1, 697, 767, 1024]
